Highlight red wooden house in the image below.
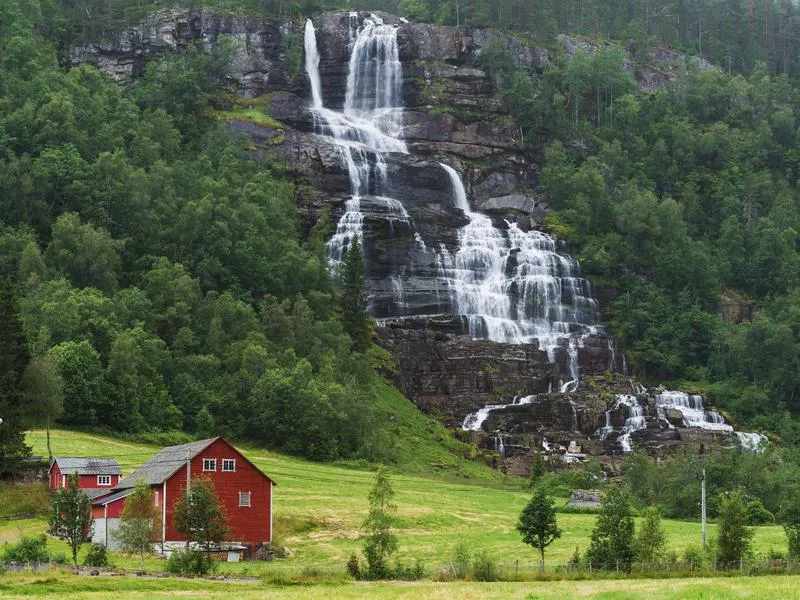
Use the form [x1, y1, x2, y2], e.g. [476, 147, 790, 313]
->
[48, 457, 122, 499]
[91, 437, 274, 555]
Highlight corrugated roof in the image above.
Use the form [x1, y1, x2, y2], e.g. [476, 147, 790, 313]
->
[52, 457, 121, 476]
[114, 437, 219, 489]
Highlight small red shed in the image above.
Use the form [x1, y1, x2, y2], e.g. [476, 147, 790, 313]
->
[92, 437, 274, 555]
[48, 457, 122, 499]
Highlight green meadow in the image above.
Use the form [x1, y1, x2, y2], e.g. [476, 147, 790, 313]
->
[0, 428, 787, 585]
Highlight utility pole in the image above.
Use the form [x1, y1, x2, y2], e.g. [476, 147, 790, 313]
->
[701, 468, 707, 547]
[185, 449, 191, 549]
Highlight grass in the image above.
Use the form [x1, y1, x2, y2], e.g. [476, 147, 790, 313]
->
[13, 428, 789, 583]
[1, 571, 800, 598]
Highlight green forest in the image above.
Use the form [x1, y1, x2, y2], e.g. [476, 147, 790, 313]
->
[1, 0, 800, 478]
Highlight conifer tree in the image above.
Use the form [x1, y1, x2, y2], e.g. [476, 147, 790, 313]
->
[339, 236, 370, 352]
[0, 277, 30, 459]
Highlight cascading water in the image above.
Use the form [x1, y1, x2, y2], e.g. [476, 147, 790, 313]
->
[656, 391, 733, 432]
[304, 17, 409, 268]
[462, 395, 537, 432]
[438, 164, 602, 382]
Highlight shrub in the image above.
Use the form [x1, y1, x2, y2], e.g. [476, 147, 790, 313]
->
[682, 544, 705, 570]
[1, 535, 50, 563]
[49, 552, 67, 565]
[83, 543, 110, 567]
[346, 553, 361, 579]
[452, 541, 471, 579]
[745, 499, 774, 525]
[472, 550, 501, 581]
[391, 558, 424, 580]
[568, 546, 582, 569]
[166, 549, 214, 575]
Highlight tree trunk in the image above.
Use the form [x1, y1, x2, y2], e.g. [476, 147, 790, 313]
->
[47, 415, 52, 462]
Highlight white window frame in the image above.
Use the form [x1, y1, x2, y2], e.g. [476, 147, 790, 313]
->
[154, 490, 159, 507]
[97, 475, 111, 486]
[239, 491, 251, 507]
[202, 458, 217, 472]
[222, 459, 236, 472]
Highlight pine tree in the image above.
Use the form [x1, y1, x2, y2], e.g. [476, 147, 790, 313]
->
[339, 236, 370, 352]
[529, 452, 546, 488]
[361, 465, 398, 578]
[0, 278, 30, 459]
[717, 490, 754, 566]
[516, 486, 562, 568]
[586, 486, 635, 570]
[49, 474, 93, 566]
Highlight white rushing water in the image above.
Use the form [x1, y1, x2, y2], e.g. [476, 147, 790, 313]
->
[595, 394, 648, 452]
[305, 16, 408, 266]
[438, 164, 601, 381]
[736, 431, 767, 452]
[656, 391, 733, 432]
[462, 395, 537, 431]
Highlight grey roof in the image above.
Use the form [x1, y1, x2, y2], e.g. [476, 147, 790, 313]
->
[92, 488, 135, 506]
[114, 437, 219, 489]
[83, 488, 120, 500]
[52, 457, 121, 476]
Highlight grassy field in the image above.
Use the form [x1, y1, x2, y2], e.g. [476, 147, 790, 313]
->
[2, 572, 800, 599]
[4, 428, 787, 582]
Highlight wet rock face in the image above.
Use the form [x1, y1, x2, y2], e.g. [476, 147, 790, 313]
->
[376, 322, 559, 426]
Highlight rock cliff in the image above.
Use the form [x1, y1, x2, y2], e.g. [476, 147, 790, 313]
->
[68, 8, 743, 475]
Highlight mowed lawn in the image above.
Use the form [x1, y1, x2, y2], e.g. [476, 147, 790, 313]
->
[2, 572, 800, 599]
[7, 429, 789, 581]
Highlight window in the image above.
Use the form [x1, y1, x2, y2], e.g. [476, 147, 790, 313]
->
[97, 475, 111, 486]
[239, 491, 251, 507]
[222, 459, 236, 472]
[154, 490, 159, 507]
[202, 458, 216, 472]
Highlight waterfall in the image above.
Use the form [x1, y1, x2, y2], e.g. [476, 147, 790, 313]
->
[305, 16, 409, 276]
[462, 395, 537, 431]
[656, 391, 733, 432]
[306, 15, 609, 384]
[439, 164, 601, 383]
[736, 432, 767, 452]
[304, 19, 323, 110]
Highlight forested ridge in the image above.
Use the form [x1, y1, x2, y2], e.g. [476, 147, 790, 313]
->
[2, 0, 800, 469]
[0, 0, 387, 461]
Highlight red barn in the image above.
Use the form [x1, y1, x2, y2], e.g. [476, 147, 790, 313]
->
[48, 457, 122, 499]
[91, 437, 274, 556]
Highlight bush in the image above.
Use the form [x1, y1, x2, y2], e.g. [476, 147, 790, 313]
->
[452, 541, 471, 579]
[166, 549, 214, 575]
[83, 543, 110, 567]
[568, 546, 582, 569]
[391, 558, 424, 580]
[50, 552, 67, 565]
[2, 535, 50, 563]
[346, 554, 361, 579]
[472, 550, 501, 581]
[745, 499, 774, 525]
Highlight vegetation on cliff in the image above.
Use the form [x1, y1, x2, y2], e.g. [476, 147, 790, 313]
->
[0, 0, 391, 462]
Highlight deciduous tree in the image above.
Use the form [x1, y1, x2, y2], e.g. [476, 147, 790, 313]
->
[49, 473, 93, 566]
[516, 486, 562, 568]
